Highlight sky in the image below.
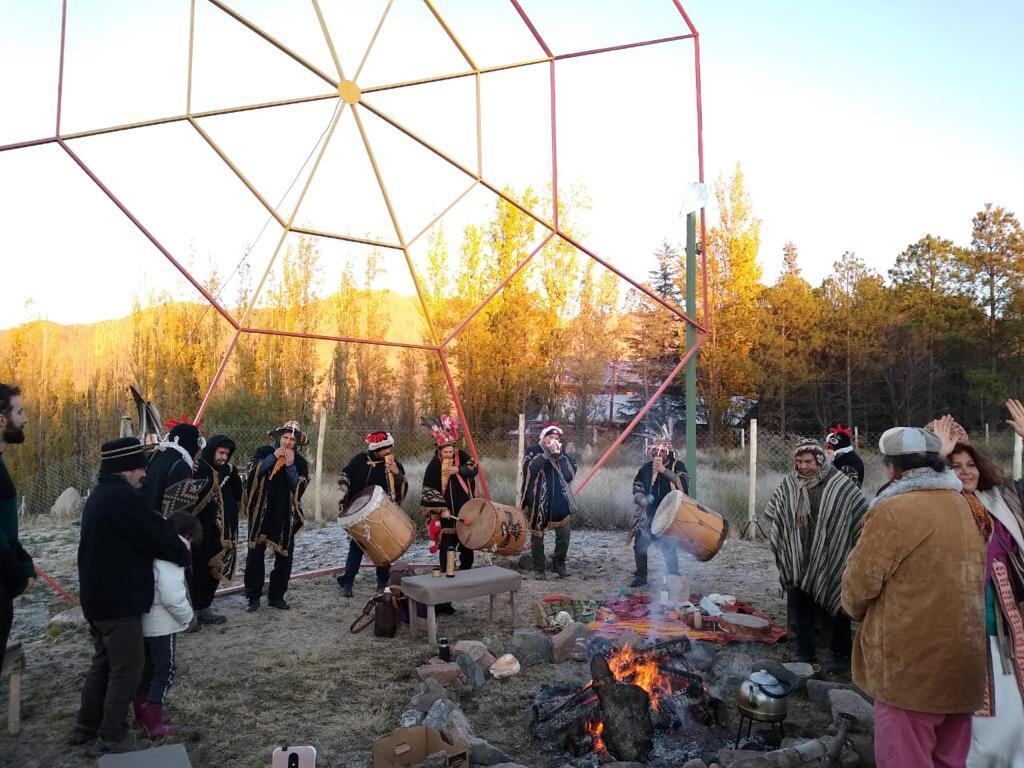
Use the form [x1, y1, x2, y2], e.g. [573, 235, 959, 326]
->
[1, 0, 1022, 329]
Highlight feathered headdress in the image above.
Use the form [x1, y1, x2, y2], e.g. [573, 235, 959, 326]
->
[825, 423, 853, 451]
[364, 431, 394, 451]
[538, 421, 562, 444]
[421, 415, 460, 447]
[643, 423, 674, 455]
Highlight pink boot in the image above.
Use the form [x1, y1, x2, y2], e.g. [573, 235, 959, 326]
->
[139, 703, 179, 738]
[132, 695, 146, 730]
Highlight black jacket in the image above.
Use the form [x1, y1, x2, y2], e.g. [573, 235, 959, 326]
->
[832, 449, 865, 488]
[78, 473, 190, 621]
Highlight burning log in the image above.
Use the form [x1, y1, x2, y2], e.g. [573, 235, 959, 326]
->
[590, 655, 654, 764]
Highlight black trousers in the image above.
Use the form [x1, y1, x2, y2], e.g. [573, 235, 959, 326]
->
[789, 587, 852, 660]
[76, 615, 145, 742]
[340, 539, 390, 590]
[437, 530, 474, 572]
[0, 595, 12, 658]
[189, 549, 220, 611]
[633, 530, 680, 577]
[137, 633, 176, 705]
[244, 543, 293, 601]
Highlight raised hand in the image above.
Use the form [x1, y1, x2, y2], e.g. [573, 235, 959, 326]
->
[926, 414, 958, 457]
[1006, 399, 1024, 439]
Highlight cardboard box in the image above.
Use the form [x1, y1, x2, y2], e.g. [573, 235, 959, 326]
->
[372, 726, 468, 768]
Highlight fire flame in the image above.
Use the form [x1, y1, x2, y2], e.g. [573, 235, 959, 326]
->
[606, 643, 674, 713]
[585, 718, 606, 754]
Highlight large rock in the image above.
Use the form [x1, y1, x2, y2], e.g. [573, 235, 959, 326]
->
[483, 635, 505, 658]
[440, 705, 474, 747]
[806, 678, 872, 712]
[456, 652, 486, 691]
[410, 678, 449, 713]
[551, 621, 591, 662]
[454, 640, 496, 673]
[416, 661, 464, 687]
[48, 607, 88, 630]
[508, 628, 553, 666]
[830, 688, 875, 733]
[50, 487, 83, 518]
[467, 737, 513, 766]
[422, 699, 459, 732]
[399, 709, 423, 727]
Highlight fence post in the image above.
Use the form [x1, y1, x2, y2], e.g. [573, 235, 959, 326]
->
[119, 416, 133, 438]
[985, 423, 990, 445]
[741, 427, 745, 451]
[1014, 433, 1023, 482]
[854, 426, 859, 449]
[745, 419, 758, 538]
[313, 408, 327, 523]
[515, 413, 526, 507]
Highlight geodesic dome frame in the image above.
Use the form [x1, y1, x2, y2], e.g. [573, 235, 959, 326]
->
[1, 0, 708, 497]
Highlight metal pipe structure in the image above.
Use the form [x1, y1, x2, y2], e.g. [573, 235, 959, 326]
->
[4, 0, 708, 496]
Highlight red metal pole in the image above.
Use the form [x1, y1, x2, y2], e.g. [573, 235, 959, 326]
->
[549, 58, 558, 229]
[194, 328, 242, 423]
[34, 564, 77, 606]
[554, 33, 695, 61]
[436, 348, 491, 499]
[574, 337, 705, 495]
[509, 0, 552, 58]
[243, 325, 437, 351]
[214, 562, 437, 597]
[57, 140, 240, 329]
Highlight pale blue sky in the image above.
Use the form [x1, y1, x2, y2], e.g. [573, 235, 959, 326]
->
[1, 1, 1021, 328]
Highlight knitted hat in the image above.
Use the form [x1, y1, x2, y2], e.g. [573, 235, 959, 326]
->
[365, 431, 395, 452]
[825, 423, 852, 451]
[268, 420, 308, 447]
[165, 423, 203, 458]
[100, 437, 148, 473]
[879, 427, 941, 457]
[539, 423, 562, 445]
[793, 438, 827, 466]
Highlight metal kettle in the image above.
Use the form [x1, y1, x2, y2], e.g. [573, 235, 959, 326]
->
[737, 670, 791, 722]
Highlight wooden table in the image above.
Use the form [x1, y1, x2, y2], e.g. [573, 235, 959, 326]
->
[401, 566, 521, 645]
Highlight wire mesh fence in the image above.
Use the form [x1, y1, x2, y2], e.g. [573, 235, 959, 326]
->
[14, 416, 1022, 537]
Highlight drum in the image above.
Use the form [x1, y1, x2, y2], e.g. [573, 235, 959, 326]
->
[651, 490, 729, 562]
[339, 486, 415, 566]
[456, 498, 528, 556]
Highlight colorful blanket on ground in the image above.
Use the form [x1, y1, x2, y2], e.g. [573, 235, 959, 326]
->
[587, 593, 788, 645]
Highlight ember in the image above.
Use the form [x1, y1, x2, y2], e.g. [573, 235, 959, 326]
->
[585, 717, 606, 755]
[607, 643, 674, 712]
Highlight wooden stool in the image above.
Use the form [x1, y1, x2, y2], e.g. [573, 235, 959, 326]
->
[2, 641, 25, 735]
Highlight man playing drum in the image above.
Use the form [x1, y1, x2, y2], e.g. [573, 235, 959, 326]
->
[421, 416, 479, 614]
[522, 425, 576, 579]
[629, 428, 688, 588]
[336, 431, 408, 598]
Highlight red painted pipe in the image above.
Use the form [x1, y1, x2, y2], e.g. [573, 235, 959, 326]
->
[34, 564, 77, 606]
[214, 562, 437, 598]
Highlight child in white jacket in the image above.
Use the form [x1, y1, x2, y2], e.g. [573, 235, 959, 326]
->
[135, 511, 201, 739]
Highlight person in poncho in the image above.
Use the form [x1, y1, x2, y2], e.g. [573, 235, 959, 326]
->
[421, 416, 478, 614]
[762, 438, 867, 671]
[243, 421, 309, 612]
[335, 431, 408, 598]
[141, 423, 206, 519]
[628, 428, 687, 588]
[188, 434, 243, 627]
[522, 424, 577, 579]
[825, 423, 865, 488]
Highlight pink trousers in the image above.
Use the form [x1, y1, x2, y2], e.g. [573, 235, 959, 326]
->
[874, 700, 972, 768]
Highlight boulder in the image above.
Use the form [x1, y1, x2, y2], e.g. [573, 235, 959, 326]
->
[422, 699, 458, 732]
[410, 678, 449, 713]
[440, 706, 475, 747]
[551, 621, 591, 662]
[830, 688, 875, 733]
[483, 635, 505, 658]
[48, 607, 88, 630]
[50, 487, 83, 518]
[399, 709, 424, 727]
[489, 654, 521, 679]
[681, 760, 708, 768]
[806, 678, 872, 712]
[454, 640, 496, 673]
[508, 628, 553, 666]
[456, 653, 486, 691]
[416, 661, 464, 687]
[467, 737, 514, 766]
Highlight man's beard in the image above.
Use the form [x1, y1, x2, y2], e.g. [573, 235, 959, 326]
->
[2, 426, 25, 444]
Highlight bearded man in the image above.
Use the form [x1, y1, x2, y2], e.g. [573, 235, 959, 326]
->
[0, 383, 33, 660]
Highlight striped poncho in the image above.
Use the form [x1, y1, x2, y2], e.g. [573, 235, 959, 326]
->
[763, 466, 868, 616]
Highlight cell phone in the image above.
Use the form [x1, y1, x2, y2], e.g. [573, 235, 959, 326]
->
[272, 746, 316, 768]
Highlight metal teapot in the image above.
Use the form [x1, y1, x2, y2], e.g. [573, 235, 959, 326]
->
[737, 670, 791, 722]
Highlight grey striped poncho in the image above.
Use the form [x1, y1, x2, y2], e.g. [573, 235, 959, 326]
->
[763, 466, 868, 616]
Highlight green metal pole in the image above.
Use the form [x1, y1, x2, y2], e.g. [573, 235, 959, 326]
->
[685, 212, 698, 499]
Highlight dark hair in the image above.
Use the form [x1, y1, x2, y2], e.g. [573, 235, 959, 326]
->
[884, 452, 946, 473]
[168, 511, 202, 545]
[949, 442, 1005, 491]
[0, 384, 21, 417]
